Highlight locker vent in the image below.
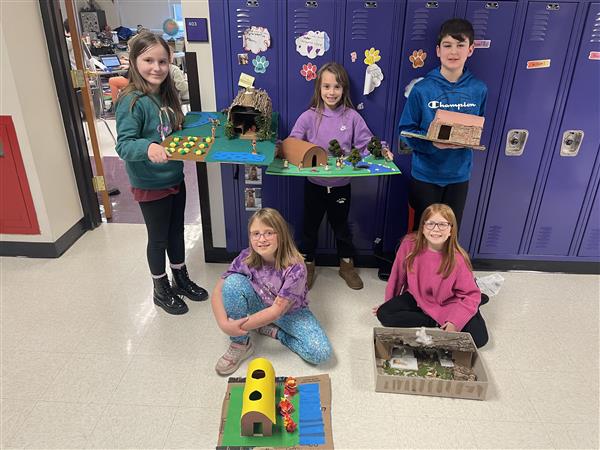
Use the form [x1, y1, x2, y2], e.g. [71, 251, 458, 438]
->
[590, 12, 600, 43]
[236, 9, 251, 39]
[483, 225, 502, 249]
[583, 228, 600, 251]
[411, 10, 430, 41]
[532, 226, 552, 250]
[351, 9, 368, 40]
[471, 10, 490, 40]
[528, 10, 550, 42]
[293, 9, 310, 37]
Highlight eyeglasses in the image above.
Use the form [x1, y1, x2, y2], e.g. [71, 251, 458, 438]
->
[250, 230, 277, 241]
[424, 221, 451, 231]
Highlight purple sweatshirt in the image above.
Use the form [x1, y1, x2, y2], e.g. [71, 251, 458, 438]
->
[289, 105, 373, 187]
[222, 248, 309, 312]
[385, 236, 481, 331]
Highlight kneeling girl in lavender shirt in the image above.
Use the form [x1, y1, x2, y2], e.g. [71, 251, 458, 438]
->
[211, 208, 332, 375]
[374, 203, 488, 347]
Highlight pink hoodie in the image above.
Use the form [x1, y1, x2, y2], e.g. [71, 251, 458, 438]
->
[384, 236, 481, 331]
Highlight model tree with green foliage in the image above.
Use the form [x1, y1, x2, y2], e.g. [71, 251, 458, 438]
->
[347, 146, 362, 168]
[328, 139, 343, 157]
[368, 136, 383, 158]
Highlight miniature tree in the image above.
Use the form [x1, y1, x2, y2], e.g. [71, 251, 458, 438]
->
[224, 120, 235, 139]
[328, 139, 343, 158]
[347, 146, 362, 168]
[368, 136, 383, 158]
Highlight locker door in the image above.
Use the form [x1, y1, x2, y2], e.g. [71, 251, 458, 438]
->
[341, 0, 400, 253]
[383, 0, 457, 252]
[285, 0, 341, 251]
[578, 183, 600, 258]
[529, 3, 600, 256]
[211, 0, 284, 252]
[478, 1, 577, 256]
[460, 1, 518, 251]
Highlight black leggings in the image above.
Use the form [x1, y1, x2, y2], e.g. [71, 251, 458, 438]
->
[138, 182, 186, 276]
[409, 178, 469, 231]
[300, 180, 354, 261]
[376, 291, 489, 348]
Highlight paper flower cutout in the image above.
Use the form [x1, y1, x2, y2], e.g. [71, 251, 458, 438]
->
[409, 49, 427, 68]
[252, 55, 269, 74]
[364, 47, 381, 65]
[300, 63, 318, 81]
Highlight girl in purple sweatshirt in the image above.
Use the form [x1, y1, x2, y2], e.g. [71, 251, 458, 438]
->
[288, 62, 374, 291]
[374, 203, 488, 347]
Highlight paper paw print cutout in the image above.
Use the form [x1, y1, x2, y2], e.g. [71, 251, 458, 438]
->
[300, 63, 318, 81]
[252, 55, 269, 74]
[409, 49, 427, 69]
[364, 47, 381, 65]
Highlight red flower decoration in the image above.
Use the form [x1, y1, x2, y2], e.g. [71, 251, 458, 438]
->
[300, 63, 317, 81]
[279, 397, 294, 415]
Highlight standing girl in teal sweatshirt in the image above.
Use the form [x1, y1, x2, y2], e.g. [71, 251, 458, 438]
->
[116, 32, 207, 315]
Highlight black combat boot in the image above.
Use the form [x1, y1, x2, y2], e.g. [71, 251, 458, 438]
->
[172, 265, 208, 301]
[153, 276, 188, 315]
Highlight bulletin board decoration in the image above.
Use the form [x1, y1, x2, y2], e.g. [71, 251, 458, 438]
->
[300, 63, 318, 81]
[409, 49, 427, 69]
[161, 112, 278, 165]
[217, 374, 333, 449]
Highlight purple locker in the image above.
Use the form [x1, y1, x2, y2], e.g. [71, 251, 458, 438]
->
[226, 0, 283, 112]
[529, 2, 600, 256]
[578, 183, 600, 257]
[383, 0, 458, 252]
[460, 1, 518, 250]
[478, 1, 577, 256]
[339, 0, 401, 252]
[284, 0, 342, 251]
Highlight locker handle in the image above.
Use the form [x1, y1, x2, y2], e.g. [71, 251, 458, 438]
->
[505, 129, 529, 156]
[560, 130, 584, 157]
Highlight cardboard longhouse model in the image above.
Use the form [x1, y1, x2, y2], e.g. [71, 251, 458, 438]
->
[281, 137, 328, 168]
[401, 109, 486, 151]
[240, 358, 276, 437]
[227, 87, 272, 140]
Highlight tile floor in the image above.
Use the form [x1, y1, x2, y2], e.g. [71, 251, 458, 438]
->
[1, 223, 598, 449]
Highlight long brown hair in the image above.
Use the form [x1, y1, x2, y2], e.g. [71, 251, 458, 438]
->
[307, 62, 354, 132]
[244, 208, 304, 271]
[406, 204, 473, 277]
[119, 32, 183, 129]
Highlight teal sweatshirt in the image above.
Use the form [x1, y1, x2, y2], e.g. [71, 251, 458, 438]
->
[115, 91, 184, 189]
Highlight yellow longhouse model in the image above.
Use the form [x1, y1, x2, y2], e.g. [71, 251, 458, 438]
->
[241, 357, 276, 436]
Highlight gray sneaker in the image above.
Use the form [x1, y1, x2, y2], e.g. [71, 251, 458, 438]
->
[215, 341, 254, 376]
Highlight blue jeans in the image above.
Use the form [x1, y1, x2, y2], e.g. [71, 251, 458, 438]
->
[222, 274, 332, 364]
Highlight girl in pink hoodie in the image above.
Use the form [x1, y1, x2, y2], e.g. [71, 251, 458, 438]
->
[374, 203, 488, 347]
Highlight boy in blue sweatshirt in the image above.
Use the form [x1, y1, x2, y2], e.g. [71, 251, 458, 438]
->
[399, 18, 487, 230]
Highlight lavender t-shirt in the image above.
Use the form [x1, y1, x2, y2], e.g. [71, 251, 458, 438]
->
[222, 248, 309, 311]
[289, 105, 373, 187]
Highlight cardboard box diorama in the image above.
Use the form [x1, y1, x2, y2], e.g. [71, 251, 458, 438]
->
[401, 109, 486, 151]
[373, 327, 489, 400]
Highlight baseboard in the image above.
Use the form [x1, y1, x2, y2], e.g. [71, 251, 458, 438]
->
[0, 218, 88, 258]
[472, 258, 600, 274]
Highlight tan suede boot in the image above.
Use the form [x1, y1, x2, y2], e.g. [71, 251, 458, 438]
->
[306, 261, 316, 290]
[339, 258, 363, 290]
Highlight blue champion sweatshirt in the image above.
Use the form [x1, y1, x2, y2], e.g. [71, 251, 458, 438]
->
[398, 67, 487, 186]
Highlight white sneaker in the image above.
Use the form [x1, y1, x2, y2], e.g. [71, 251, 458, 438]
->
[215, 341, 254, 376]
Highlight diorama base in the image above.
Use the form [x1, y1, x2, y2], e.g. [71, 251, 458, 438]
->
[266, 155, 401, 178]
[217, 374, 333, 449]
[400, 131, 486, 151]
[159, 112, 278, 165]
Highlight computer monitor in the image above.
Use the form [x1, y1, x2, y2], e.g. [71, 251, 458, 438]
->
[99, 54, 121, 69]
